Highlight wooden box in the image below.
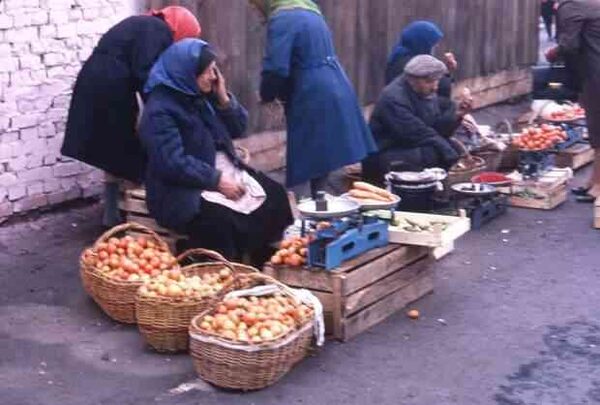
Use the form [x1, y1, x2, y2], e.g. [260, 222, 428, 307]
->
[264, 245, 432, 341]
[118, 188, 185, 250]
[388, 212, 471, 248]
[498, 168, 571, 210]
[555, 143, 594, 170]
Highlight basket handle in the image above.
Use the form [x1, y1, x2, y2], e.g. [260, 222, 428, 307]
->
[176, 248, 227, 264]
[93, 222, 169, 252]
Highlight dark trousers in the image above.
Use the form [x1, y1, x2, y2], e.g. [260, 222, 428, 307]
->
[542, 13, 554, 38]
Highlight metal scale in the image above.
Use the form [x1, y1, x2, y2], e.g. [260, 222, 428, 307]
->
[451, 182, 508, 230]
[296, 192, 396, 270]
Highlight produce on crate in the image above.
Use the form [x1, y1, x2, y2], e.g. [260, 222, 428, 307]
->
[82, 235, 177, 282]
[392, 216, 448, 233]
[270, 236, 310, 266]
[512, 124, 568, 151]
[138, 267, 234, 300]
[196, 293, 313, 343]
[472, 172, 511, 184]
[348, 181, 396, 203]
[548, 105, 585, 121]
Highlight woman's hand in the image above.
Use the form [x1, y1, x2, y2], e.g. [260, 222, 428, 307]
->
[545, 46, 559, 63]
[217, 174, 246, 200]
[443, 52, 458, 72]
[213, 66, 231, 108]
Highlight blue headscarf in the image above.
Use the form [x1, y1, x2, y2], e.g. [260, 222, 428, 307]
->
[388, 21, 444, 63]
[144, 38, 209, 96]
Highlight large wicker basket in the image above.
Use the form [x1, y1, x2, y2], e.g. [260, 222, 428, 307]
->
[135, 249, 257, 353]
[80, 222, 175, 324]
[189, 273, 315, 391]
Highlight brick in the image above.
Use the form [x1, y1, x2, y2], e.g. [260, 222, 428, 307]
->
[20, 127, 39, 142]
[26, 154, 44, 169]
[0, 117, 10, 132]
[5, 0, 40, 10]
[8, 184, 26, 201]
[0, 44, 11, 57]
[56, 23, 76, 39]
[43, 178, 60, 192]
[40, 24, 57, 38]
[13, 194, 48, 213]
[27, 181, 43, 195]
[19, 166, 52, 182]
[30, 10, 50, 26]
[47, 187, 81, 205]
[4, 27, 38, 43]
[43, 53, 65, 67]
[82, 182, 103, 197]
[1, 132, 19, 142]
[47, 0, 73, 11]
[43, 154, 58, 166]
[19, 55, 43, 70]
[0, 14, 14, 30]
[54, 121, 66, 134]
[9, 155, 27, 171]
[0, 57, 19, 73]
[11, 42, 31, 55]
[38, 123, 57, 138]
[31, 39, 65, 54]
[52, 95, 70, 109]
[83, 7, 100, 20]
[0, 143, 12, 160]
[10, 114, 40, 129]
[0, 202, 12, 219]
[0, 172, 18, 187]
[53, 161, 82, 177]
[0, 187, 7, 202]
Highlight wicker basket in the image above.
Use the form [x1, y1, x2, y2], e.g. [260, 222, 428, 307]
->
[79, 222, 174, 324]
[448, 156, 487, 185]
[135, 249, 257, 353]
[189, 273, 315, 391]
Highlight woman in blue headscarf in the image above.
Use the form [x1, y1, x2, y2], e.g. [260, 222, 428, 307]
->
[385, 21, 457, 98]
[139, 39, 292, 264]
[248, 0, 377, 196]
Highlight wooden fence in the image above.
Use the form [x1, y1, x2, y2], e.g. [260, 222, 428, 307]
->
[146, 0, 539, 134]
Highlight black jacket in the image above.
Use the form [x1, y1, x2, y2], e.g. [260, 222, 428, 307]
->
[61, 15, 173, 182]
[139, 86, 248, 230]
[370, 76, 460, 162]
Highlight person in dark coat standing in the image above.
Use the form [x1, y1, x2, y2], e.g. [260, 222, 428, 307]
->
[61, 6, 201, 227]
[248, 0, 377, 196]
[541, 0, 558, 40]
[385, 21, 457, 98]
[363, 55, 472, 186]
[139, 39, 293, 265]
[546, 0, 600, 202]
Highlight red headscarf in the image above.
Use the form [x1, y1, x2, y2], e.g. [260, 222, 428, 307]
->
[150, 6, 201, 42]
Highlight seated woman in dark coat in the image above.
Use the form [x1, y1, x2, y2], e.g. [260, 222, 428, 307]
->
[385, 20, 457, 99]
[139, 39, 293, 265]
[363, 55, 472, 186]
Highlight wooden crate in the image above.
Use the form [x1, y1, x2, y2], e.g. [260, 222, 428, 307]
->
[388, 211, 471, 248]
[118, 188, 185, 251]
[595, 198, 600, 229]
[264, 245, 432, 341]
[498, 168, 571, 210]
[508, 185, 568, 210]
[555, 143, 594, 170]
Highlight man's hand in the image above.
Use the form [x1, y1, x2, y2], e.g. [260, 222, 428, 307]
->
[443, 52, 458, 72]
[545, 46, 560, 63]
[217, 175, 245, 200]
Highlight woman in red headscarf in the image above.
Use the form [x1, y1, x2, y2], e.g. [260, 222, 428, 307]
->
[61, 6, 201, 227]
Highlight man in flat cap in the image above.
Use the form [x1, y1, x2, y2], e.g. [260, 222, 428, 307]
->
[363, 54, 473, 185]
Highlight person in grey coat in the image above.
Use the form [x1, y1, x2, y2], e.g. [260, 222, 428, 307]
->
[546, 0, 600, 202]
[362, 55, 472, 186]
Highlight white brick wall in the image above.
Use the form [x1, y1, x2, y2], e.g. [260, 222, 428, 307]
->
[0, 0, 138, 221]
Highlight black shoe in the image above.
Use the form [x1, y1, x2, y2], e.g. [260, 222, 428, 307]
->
[572, 186, 591, 196]
[576, 194, 596, 203]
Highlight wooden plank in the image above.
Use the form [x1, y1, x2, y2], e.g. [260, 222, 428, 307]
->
[555, 143, 595, 170]
[126, 188, 146, 200]
[332, 244, 399, 274]
[342, 245, 428, 295]
[344, 256, 432, 316]
[509, 187, 568, 210]
[339, 268, 434, 341]
[263, 264, 334, 292]
[126, 214, 177, 236]
[119, 198, 149, 215]
[432, 242, 455, 261]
